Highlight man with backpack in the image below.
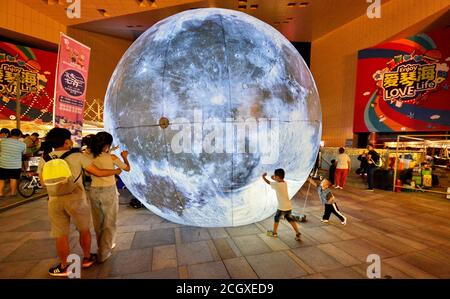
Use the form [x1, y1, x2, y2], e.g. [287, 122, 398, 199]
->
[38, 128, 122, 277]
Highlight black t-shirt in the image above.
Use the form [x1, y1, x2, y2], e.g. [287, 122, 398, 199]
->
[368, 150, 380, 167]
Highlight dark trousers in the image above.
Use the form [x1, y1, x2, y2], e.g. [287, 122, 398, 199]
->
[367, 167, 376, 190]
[323, 203, 345, 222]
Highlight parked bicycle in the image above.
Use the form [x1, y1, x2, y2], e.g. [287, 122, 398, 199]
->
[18, 157, 43, 198]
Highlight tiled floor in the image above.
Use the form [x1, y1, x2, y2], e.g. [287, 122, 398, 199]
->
[0, 176, 449, 279]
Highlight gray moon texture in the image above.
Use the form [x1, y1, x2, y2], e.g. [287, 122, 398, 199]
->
[104, 8, 322, 227]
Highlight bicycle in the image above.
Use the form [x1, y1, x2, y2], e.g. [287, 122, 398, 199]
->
[18, 157, 43, 198]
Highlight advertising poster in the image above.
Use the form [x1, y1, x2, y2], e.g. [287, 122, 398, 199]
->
[54, 33, 90, 143]
[353, 28, 450, 132]
[0, 41, 57, 123]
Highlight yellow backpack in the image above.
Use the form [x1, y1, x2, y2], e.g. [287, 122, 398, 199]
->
[42, 149, 82, 196]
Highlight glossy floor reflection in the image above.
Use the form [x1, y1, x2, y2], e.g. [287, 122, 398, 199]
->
[0, 175, 449, 279]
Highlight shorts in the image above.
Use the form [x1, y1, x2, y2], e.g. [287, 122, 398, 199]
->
[274, 209, 295, 223]
[0, 168, 21, 180]
[48, 186, 91, 238]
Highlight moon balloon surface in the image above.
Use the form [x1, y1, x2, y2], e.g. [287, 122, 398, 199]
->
[104, 8, 322, 227]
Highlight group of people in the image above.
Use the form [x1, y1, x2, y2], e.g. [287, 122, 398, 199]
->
[0, 128, 41, 197]
[328, 144, 380, 191]
[263, 144, 382, 241]
[33, 128, 131, 277]
[1, 126, 131, 276]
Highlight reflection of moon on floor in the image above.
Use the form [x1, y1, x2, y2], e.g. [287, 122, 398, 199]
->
[105, 8, 322, 227]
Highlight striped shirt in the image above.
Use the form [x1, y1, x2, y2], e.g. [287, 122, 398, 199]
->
[0, 138, 26, 169]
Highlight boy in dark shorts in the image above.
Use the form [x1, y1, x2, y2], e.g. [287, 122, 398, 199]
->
[262, 169, 301, 241]
[0, 129, 26, 197]
[308, 177, 347, 225]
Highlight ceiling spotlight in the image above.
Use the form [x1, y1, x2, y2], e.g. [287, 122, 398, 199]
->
[136, 0, 148, 7]
[250, 4, 258, 10]
[299, 2, 309, 7]
[150, 0, 158, 8]
[287, 2, 297, 7]
[97, 9, 109, 17]
[238, 0, 247, 4]
[238, 5, 247, 9]
[286, 17, 293, 21]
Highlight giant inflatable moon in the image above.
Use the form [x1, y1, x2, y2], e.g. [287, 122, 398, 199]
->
[105, 8, 322, 227]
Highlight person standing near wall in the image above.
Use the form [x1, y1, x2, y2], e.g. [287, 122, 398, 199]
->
[366, 144, 380, 191]
[334, 147, 351, 190]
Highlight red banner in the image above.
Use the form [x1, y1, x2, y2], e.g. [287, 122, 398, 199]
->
[353, 28, 450, 133]
[54, 33, 90, 143]
[0, 41, 57, 123]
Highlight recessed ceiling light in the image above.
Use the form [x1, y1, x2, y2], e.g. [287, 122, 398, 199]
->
[135, 0, 147, 7]
[286, 17, 293, 21]
[238, 5, 247, 9]
[97, 9, 109, 17]
[127, 25, 134, 28]
[299, 2, 309, 7]
[287, 2, 297, 7]
[250, 4, 258, 10]
[150, 0, 158, 8]
[135, 25, 143, 27]
[238, 0, 247, 4]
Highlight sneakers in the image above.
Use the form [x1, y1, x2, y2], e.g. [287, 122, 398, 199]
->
[334, 186, 340, 189]
[48, 263, 69, 277]
[266, 230, 278, 238]
[321, 219, 329, 223]
[82, 253, 97, 268]
[295, 233, 301, 241]
[366, 189, 374, 192]
[341, 217, 347, 225]
[112, 243, 117, 249]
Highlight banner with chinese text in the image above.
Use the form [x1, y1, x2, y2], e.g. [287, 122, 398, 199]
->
[54, 33, 90, 142]
[353, 28, 450, 132]
[0, 41, 57, 123]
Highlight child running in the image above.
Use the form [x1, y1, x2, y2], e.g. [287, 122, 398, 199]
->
[262, 169, 301, 241]
[308, 177, 347, 225]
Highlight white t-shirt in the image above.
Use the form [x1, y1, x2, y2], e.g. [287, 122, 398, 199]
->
[336, 153, 351, 169]
[270, 181, 292, 211]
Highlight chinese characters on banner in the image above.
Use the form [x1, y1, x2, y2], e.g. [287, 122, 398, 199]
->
[353, 28, 450, 133]
[0, 42, 57, 123]
[54, 33, 90, 144]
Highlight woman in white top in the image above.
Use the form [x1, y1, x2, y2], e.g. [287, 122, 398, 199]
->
[335, 147, 351, 190]
[88, 132, 130, 262]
